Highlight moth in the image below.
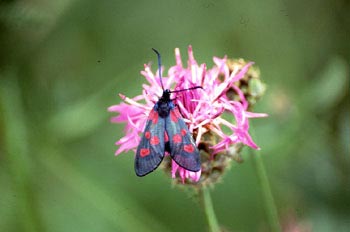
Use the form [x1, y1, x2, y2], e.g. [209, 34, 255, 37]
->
[135, 48, 201, 176]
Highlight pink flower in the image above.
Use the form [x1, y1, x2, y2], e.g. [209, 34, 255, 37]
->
[108, 46, 267, 183]
[171, 160, 201, 184]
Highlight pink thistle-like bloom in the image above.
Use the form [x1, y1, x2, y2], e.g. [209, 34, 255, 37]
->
[109, 46, 267, 184]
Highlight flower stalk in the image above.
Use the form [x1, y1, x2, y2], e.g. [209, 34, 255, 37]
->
[250, 149, 281, 232]
[201, 187, 221, 232]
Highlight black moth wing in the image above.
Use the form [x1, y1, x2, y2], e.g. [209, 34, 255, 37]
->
[135, 109, 165, 176]
[165, 107, 201, 172]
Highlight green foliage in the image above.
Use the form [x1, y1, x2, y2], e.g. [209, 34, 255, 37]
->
[0, 0, 349, 231]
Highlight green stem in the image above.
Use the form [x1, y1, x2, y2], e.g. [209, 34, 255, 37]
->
[0, 76, 43, 232]
[250, 149, 281, 232]
[201, 187, 220, 232]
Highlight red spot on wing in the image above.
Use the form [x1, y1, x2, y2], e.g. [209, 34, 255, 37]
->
[184, 144, 195, 153]
[145, 131, 151, 139]
[164, 131, 169, 142]
[181, 129, 187, 136]
[150, 136, 160, 145]
[140, 148, 150, 157]
[170, 110, 178, 122]
[172, 134, 182, 143]
[149, 110, 159, 124]
[152, 114, 158, 124]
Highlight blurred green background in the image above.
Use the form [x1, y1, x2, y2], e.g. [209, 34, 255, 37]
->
[0, 0, 349, 231]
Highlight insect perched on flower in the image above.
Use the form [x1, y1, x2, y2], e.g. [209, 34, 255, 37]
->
[109, 46, 267, 185]
[134, 48, 202, 176]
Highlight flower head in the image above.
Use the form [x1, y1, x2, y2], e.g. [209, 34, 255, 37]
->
[109, 46, 267, 185]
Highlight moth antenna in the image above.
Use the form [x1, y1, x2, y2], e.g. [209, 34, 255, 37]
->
[170, 86, 203, 93]
[152, 48, 165, 91]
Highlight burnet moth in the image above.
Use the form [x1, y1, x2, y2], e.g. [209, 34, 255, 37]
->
[135, 48, 202, 176]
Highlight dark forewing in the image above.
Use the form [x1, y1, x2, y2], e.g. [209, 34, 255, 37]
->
[135, 109, 165, 176]
[165, 108, 201, 172]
